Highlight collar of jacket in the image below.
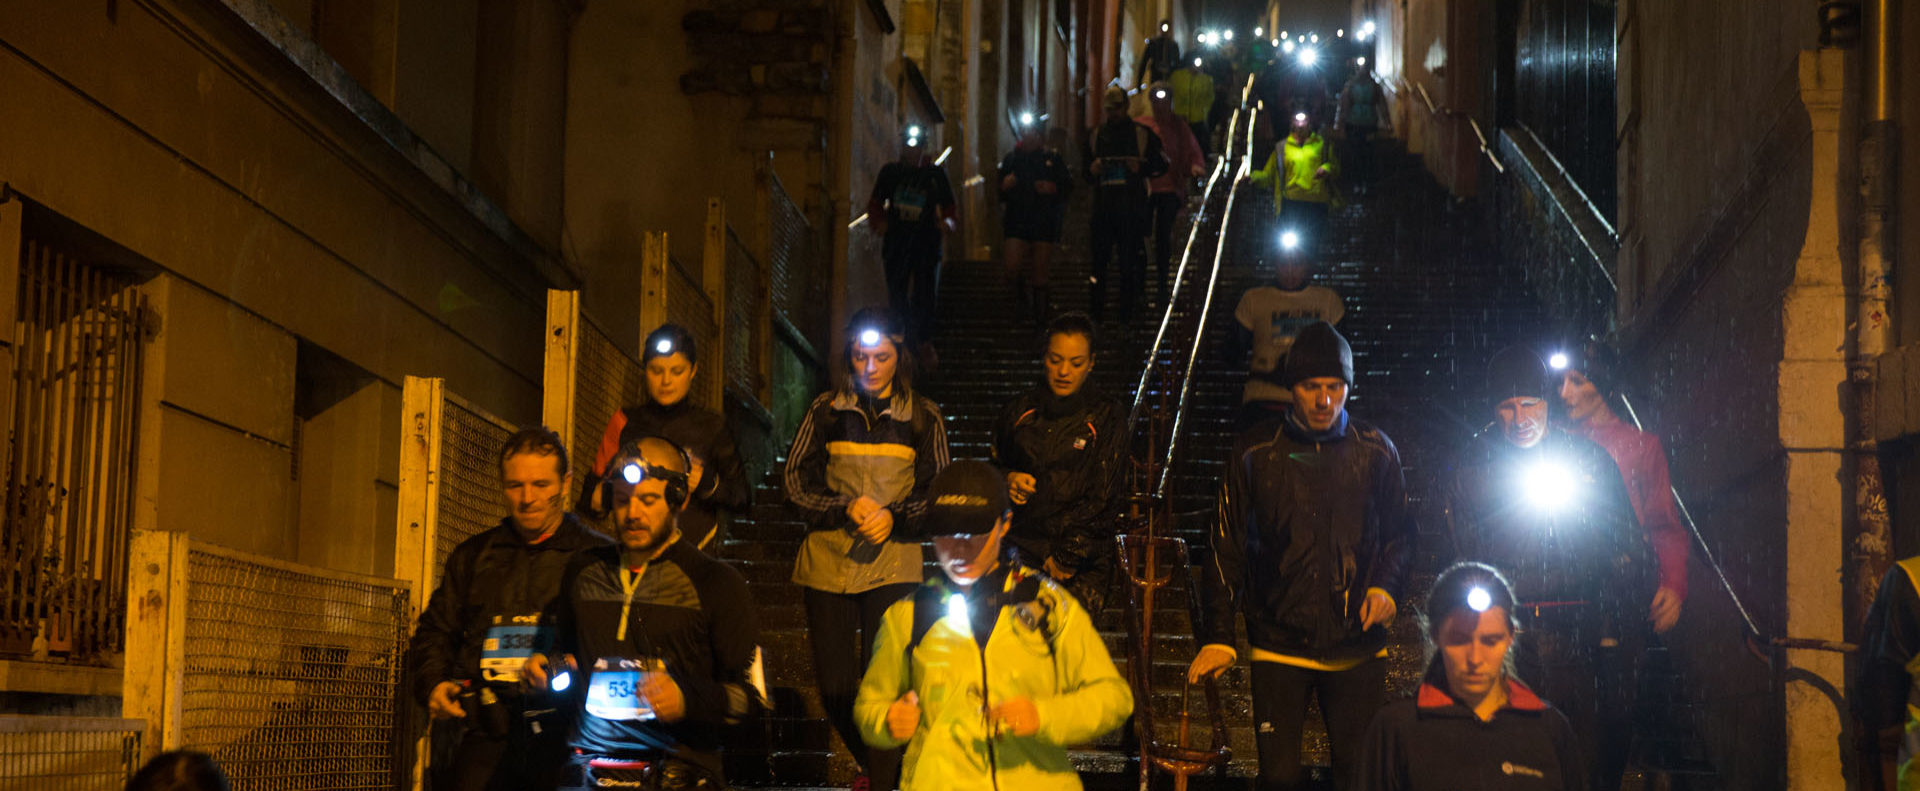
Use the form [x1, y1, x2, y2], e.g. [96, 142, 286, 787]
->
[1415, 665, 1548, 716]
[494, 511, 598, 548]
[1038, 385, 1096, 420]
[830, 388, 916, 421]
[639, 398, 695, 420]
[1282, 408, 1349, 444]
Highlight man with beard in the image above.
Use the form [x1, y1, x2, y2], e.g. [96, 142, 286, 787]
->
[526, 436, 765, 791]
[408, 427, 611, 791]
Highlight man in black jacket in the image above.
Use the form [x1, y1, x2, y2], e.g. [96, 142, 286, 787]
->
[991, 312, 1127, 612]
[1190, 322, 1415, 791]
[1444, 345, 1653, 791]
[1086, 85, 1168, 324]
[407, 427, 613, 791]
[526, 436, 765, 790]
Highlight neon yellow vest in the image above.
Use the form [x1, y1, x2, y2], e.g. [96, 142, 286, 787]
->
[1898, 557, 1920, 790]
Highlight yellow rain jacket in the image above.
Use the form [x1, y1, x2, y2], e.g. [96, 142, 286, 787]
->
[1169, 66, 1215, 123]
[1251, 131, 1340, 209]
[855, 564, 1133, 791]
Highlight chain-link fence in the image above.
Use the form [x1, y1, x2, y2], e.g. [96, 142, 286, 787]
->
[178, 543, 410, 791]
[0, 716, 142, 790]
[766, 167, 826, 352]
[664, 256, 722, 412]
[570, 318, 647, 488]
[723, 227, 769, 403]
[433, 394, 515, 571]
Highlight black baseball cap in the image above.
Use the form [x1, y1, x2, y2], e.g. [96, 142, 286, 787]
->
[924, 460, 1011, 537]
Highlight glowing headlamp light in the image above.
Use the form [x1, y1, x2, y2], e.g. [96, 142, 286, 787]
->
[1358, 56, 1368, 67]
[1161, 22, 1170, 32]
[1254, 26, 1263, 37]
[1309, 33, 1320, 43]
[945, 593, 972, 637]
[1222, 30, 1234, 41]
[654, 338, 675, 355]
[858, 328, 884, 348]
[1280, 230, 1301, 250]
[1271, 38, 1279, 47]
[1337, 28, 1346, 37]
[1294, 112, 1308, 124]
[1520, 461, 1580, 512]
[1193, 57, 1203, 67]
[1467, 587, 1493, 613]
[1548, 352, 1570, 370]
[550, 670, 573, 693]
[621, 462, 645, 485]
[1282, 40, 1296, 54]
[1019, 111, 1036, 126]
[1298, 47, 1319, 67]
[1154, 89, 1168, 100]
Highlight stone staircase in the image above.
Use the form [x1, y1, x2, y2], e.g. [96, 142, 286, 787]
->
[713, 137, 1732, 789]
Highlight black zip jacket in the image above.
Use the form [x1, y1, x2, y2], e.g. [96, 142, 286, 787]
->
[550, 540, 763, 779]
[407, 513, 613, 702]
[1443, 431, 1652, 619]
[1086, 119, 1169, 208]
[1198, 411, 1415, 662]
[1355, 666, 1586, 791]
[990, 387, 1127, 570]
[577, 400, 752, 548]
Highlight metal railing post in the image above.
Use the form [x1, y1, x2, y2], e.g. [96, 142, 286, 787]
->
[122, 529, 187, 762]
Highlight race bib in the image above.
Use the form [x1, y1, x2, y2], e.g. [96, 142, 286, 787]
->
[892, 185, 929, 222]
[585, 657, 665, 721]
[480, 614, 553, 683]
[1100, 162, 1130, 187]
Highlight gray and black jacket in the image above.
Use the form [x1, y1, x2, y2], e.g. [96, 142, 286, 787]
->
[784, 389, 950, 593]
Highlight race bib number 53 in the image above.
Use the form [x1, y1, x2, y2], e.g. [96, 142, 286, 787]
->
[585, 657, 665, 721]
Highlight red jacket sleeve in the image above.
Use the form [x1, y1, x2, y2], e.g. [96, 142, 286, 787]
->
[1631, 434, 1690, 600]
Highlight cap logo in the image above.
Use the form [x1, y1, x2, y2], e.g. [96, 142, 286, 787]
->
[935, 493, 989, 507]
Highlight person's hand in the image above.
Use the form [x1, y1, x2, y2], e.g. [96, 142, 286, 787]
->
[887, 691, 921, 741]
[848, 496, 882, 524]
[1315, 165, 1331, 179]
[1359, 589, 1397, 630]
[1043, 557, 1075, 581]
[640, 672, 686, 722]
[1123, 159, 1141, 173]
[1090, 157, 1105, 172]
[1006, 472, 1037, 506]
[1001, 174, 1019, 191]
[521, 653, 576, 692]
[1649, 588, 1683, 634]
[989, 696, 1041, 738]
[427, 680, 467, 720]
[686, 459, 706, 497]
[1034, 180, 1058, 195]
[1190, 164, 1205, 177]
[941, 217, 958, 234]
[1186, 645, 1235, 683]
[856, 507, 894, 544]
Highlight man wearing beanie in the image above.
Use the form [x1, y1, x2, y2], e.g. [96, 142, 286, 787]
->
[1444, 344, 1654, 791]
[855, 460, 1132, 791]
[1190, 321, 1415, 791]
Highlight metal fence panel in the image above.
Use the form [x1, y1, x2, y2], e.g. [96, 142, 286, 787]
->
[766, 169, 825, 351]
[723, 228, 767, 401]
[179, 544, 410, 791]
[433, 395, 514, 571]
[571, 320, 646, 484]
[0, 716, 143, 790]
[664, 257, 721, 412]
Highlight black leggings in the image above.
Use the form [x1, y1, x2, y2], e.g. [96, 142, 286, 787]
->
[804, 584, 918, 789]
[1249, 658, 1386, 791]
[1148, 192, 1183, 298]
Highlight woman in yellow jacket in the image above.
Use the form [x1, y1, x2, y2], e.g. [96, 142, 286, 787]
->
[1250, 110, 1340, 256]
[855, 460, 1133, 791]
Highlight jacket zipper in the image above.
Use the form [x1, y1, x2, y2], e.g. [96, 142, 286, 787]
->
[978, 613, 1001, 791]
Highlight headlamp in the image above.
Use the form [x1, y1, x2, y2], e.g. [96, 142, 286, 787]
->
[1358, 56, 1368, 67]
[1019, 111, 1036, 126]
[1337, 28, 1345, 37]
[1548, 352, 1570, 370]
[1161, 22, 1170, 32]
[858, 328, 884, 347]
[1280, 30, 1289, 39]
[1193, 57, 1203, 67]
[946, 593, 971, 637]
[1361, 20, 1376, 36]
[622, 462, 644, 485]
[1309, 33, 1320, 43]
[1280, 230, 1301, 250]
[1294, 112, 1308, 124]
[1282, 40, 1296, 54]
[1520, 460, 1580, 512]
[1271, 39, 1279, 47]
[550, 669, 573, 693]
[1196, 31, 1207, 44]
[1154, 89, 1168, 100]
[654, 338, 674, 356]
[1253, 26, 1263, 37]
[1299, 47, 1319, 67]
[1467, 587, 1493, 613]
[1222, 29, 1234, 41]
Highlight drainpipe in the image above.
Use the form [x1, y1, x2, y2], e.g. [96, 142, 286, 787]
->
[1851, 0, 1896, 628]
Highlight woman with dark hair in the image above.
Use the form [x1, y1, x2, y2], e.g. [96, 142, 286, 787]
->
[783, 306, 950, 791]
[126, 750, 231, 791]
[575, 322, 751, 550]
[989, 312, 1127, 613]
[1355, 563, 1585, 791]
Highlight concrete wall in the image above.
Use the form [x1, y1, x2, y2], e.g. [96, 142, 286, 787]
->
[0, 0, 565, 579]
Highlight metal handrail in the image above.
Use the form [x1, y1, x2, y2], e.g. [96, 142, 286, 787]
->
[1404, 79, 1504, 174]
